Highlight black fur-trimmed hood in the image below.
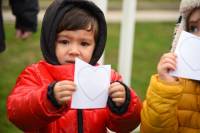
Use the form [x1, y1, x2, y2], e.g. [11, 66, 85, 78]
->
[40, 0, 107, 65]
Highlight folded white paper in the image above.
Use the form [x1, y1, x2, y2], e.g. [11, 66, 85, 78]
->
[170, 31, 200, 80]
[71, 58, 111, 109]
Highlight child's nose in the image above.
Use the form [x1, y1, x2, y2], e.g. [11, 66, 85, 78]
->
[69, 45, 80, 56]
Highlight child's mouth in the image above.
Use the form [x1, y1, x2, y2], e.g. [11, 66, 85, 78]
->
[66, 61, 75, 64]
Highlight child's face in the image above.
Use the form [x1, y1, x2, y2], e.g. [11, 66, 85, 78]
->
[55, 30, 95, 64]
[187, 8, 200, 37]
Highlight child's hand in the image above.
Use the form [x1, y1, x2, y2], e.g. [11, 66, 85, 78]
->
[157, 52, 178, 82]
[54, 80, 76, 105]
[109, 82, 126, 107]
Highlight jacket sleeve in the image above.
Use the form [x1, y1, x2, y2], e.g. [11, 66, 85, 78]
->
[107, 70, 142, 133]
[9, 0, 39, 32]
[140, 74, 183, 133]
[6, 66, 67, 131]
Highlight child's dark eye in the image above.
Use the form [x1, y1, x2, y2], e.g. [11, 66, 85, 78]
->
[57, 40, 69, 45]
[81, 42, 90, 47]
[189, 25, 199, 33]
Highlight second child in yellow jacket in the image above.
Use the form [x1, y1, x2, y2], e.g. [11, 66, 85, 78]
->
[141, 0, 200, 133]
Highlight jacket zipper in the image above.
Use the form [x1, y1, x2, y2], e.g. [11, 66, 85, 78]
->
[77, 109, 83, 133]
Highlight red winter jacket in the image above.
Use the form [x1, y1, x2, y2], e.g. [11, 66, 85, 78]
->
[7, 60, 141, 133]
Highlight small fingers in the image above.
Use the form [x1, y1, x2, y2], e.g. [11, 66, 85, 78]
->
[56, 84, 76, 92]
[159, 60, 176, 71]
[55, 80, 76, 91]
[111, 98, 125, 107]
[109, 82, 126, 106]
[110, 90, 125, 98]
[53, 80, 77, 105]
[158, 52, 177, 72]
[57, 96, 71, 105]
[56, 90, 75, 99]
[109, 82, 124, 94]
[57, 80, 75, 86]
[160, 53, 177, 61]
[160, 56, 177, 66]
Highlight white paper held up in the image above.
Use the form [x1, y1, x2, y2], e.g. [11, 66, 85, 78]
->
[170, 31, 200, 80]
[71, 58, 111, 109]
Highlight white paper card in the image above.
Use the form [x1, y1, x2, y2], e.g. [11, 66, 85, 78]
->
[170, 31, 200, 80]
[71, 58, 111, 109]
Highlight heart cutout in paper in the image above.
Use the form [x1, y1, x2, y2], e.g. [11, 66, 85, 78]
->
[77, 66, 109, 100]
[180, 37, 200, 71]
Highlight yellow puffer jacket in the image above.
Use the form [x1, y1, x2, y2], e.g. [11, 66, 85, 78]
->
[140, 74, 200, 133]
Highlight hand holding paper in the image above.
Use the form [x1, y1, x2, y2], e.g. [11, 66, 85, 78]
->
[71, 58, 111, 109]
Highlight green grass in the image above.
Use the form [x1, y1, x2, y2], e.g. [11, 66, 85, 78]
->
[0, 22, 174, 132]
[132, 22, 174, 99]
[0, 24, 42, 133]
[105, 22, 174, 99]
[109, 0, 179, 10]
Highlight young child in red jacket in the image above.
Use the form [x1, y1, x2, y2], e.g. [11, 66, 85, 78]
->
[7, 0, 142, 132]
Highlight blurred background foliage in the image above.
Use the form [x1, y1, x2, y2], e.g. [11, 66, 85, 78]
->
[2, 0, 180, 10]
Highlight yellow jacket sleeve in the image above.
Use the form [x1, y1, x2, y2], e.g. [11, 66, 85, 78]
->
[140, 74, 183, 133]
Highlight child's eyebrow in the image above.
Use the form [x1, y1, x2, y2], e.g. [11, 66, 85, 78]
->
[57, 35, 68, 37]
[81, 38, 93, 42]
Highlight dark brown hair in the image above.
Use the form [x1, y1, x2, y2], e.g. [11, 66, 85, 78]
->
[57, 7, 99, 41]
